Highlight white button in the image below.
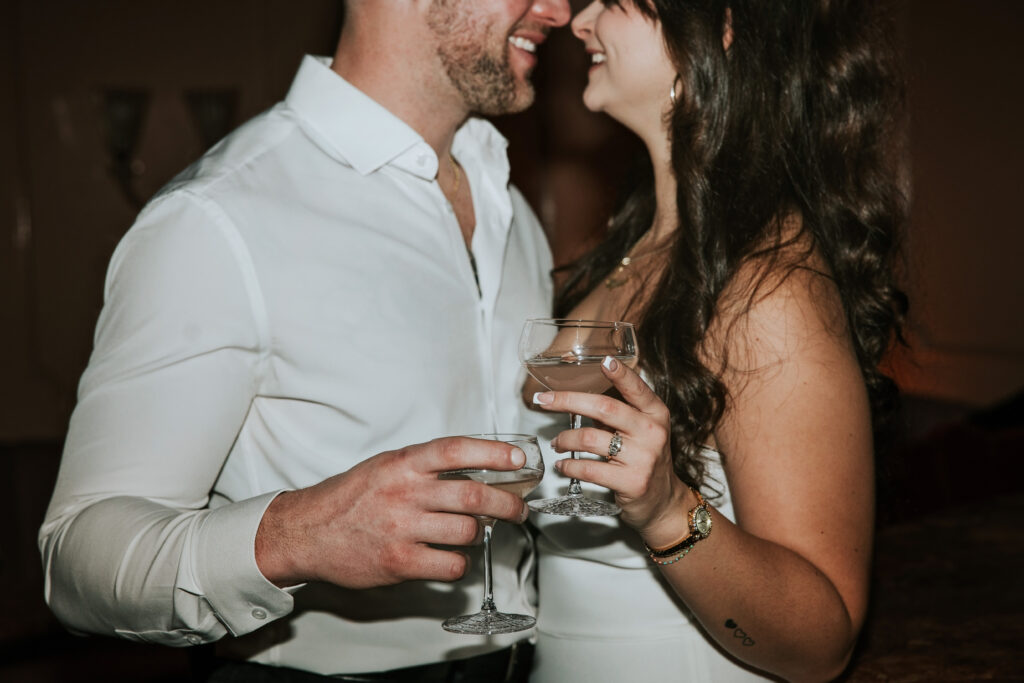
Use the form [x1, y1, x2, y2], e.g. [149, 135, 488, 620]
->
[445, 202, 454, 213]
[417, 154, 429, 166]
[252, 608, 268, 620]
[186, 634, 202, 645]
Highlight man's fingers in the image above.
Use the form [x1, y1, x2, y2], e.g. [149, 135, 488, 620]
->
[386, 544, 472, 583]
[414, 437, 526, 474]
[430, 479, 528, 524]
[412, 511, 484, 547]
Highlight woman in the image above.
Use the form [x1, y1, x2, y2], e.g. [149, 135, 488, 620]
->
[525, 0, 907, 680]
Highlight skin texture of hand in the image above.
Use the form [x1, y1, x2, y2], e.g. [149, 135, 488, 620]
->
[255, 437, 529, 589]
[534, 356, 692, 546]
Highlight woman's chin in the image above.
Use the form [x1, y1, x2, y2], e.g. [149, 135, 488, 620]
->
[581, 91, 605, 114]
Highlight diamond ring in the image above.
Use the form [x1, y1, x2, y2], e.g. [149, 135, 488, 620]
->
[608, 432, 623, 458]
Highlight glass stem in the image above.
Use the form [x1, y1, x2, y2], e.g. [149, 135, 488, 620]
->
[480, 521, 496, 613]
[567, 413, 583, 497]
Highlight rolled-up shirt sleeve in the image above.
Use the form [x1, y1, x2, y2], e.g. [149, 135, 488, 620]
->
[38, 190, 294, 645]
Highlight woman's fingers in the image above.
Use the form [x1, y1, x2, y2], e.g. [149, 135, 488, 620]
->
[553, 427, 630, 461]
[533, 356, 668, 431]
[535, 386, 670, 453]
[555, 455, 645, 499]
[533, 389, 640, 435]
[600, 356, 669, 423]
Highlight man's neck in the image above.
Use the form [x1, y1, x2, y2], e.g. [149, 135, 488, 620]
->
[331, 8, 467, 158]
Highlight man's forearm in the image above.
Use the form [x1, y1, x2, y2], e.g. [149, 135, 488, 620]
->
[41, 493, 292, 645]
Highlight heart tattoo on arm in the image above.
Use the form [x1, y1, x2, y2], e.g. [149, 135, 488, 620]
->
[724, 619, 756, 647]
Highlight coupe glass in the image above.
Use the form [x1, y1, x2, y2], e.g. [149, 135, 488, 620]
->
[440, 434, 544, 634]
[520, 318, 638, 517]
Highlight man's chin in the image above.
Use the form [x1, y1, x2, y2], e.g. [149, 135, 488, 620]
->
[492, 83, 536, 116]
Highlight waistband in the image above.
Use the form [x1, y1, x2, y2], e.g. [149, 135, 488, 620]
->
[206, 641, 534, 683]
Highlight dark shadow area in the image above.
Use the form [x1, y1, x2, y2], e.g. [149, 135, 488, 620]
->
[839, 389, 1024, 680]
[878, 390, 1023, 527]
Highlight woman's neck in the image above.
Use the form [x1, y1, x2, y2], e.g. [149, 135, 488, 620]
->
[646, 132, 678, 242]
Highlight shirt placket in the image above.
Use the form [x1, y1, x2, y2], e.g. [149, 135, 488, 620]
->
[463, 155, 513, 434]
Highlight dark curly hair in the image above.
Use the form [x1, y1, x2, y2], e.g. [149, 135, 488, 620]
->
[555, 0, 909, 488]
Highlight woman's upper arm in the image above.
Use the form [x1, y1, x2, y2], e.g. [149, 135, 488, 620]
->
[712, 264, 875, 631]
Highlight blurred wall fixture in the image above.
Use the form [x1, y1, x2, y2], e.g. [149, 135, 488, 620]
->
[101, 88, 150, 210]
[185, 89, 238, 152]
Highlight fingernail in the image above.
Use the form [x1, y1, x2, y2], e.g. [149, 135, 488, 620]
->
[602, 355, 619, 371]
[520, 505, 531, 522]
[554, 460, 565, 474]
[510, 447, 526, 467]
[533, 391, 554, 406]
[550, 436, 559, 451]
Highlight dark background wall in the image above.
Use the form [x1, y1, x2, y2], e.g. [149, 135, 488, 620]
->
[1, 1, 1021, 680]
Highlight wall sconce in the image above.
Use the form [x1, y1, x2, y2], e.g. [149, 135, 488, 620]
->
[185, 89, 238, 151]
[101, 88, 150, 210]
[100, 88, 238, 210]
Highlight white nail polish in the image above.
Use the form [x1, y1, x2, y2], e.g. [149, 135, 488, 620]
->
[602, 355, 617, 371]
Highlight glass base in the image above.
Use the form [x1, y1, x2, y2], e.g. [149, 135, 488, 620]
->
[528, 495, 621, 517]
[442, 609, 536, 635]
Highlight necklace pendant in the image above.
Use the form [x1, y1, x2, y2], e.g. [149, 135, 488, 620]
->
[603, 257, 632, 289]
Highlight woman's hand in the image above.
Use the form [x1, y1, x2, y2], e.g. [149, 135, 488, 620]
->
[533, 356, 690, 539]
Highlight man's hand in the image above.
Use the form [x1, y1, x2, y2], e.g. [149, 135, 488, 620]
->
[254, 436, 529, 589]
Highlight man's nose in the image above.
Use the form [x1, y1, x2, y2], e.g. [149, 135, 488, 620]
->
[530, 0, 572, 28]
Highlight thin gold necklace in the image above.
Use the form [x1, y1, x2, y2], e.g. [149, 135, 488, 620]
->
[604, 242, 672, 289]
[448, 153, 461, 195]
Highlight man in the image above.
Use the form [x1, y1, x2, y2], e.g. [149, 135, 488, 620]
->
[39, 1, 571, 680]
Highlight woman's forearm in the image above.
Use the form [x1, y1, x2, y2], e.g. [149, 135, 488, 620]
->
[648, 501, 863, 682]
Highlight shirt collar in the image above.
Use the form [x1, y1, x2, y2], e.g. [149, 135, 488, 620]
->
[284, 55, 509, 180]
[285, 55, 424, 176]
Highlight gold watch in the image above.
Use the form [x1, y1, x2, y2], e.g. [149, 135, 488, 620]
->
[646, 488, 712, 558]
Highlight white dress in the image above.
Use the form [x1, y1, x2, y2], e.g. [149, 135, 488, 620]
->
[524, 411, 774, 682]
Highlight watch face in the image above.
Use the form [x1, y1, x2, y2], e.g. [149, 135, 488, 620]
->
[694, 507, 712, 536]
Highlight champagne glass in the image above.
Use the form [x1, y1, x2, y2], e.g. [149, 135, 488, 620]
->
[520, 318, 638, 517]
[440, 434, 545, 635]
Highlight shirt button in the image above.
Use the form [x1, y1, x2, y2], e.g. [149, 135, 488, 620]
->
[186, 634, 202, 645]
[417, 154, 429, 166]
[252, 608, 268, 620]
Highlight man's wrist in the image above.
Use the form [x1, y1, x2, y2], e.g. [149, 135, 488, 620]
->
[256, 489, 307, 588]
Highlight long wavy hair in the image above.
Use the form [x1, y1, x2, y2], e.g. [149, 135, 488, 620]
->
[556, 0, 909, 488]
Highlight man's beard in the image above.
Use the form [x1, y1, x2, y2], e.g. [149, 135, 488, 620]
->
[426, 1, 533, 115]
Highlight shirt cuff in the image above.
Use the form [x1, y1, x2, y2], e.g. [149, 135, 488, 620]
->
[192, 490, 296, 637]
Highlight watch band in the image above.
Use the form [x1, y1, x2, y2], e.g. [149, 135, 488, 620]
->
[645, 488, 712, 558]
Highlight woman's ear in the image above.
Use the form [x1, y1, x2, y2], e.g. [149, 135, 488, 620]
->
[723, 8, 734, 52]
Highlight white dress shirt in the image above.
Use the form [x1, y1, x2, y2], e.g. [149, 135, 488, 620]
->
[39, 55, 553, 675]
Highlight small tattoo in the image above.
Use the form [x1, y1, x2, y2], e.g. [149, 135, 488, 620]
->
[724, 619, 756, 646]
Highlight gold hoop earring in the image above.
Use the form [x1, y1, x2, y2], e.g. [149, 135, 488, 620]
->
[669, 75, 682, 105]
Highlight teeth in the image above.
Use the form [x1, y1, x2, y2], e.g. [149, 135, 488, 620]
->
[592, 53, 606, 64]
[509, 36, 537, 53]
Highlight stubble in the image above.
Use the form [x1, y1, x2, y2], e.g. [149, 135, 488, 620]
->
[426, 1, 533, 115]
